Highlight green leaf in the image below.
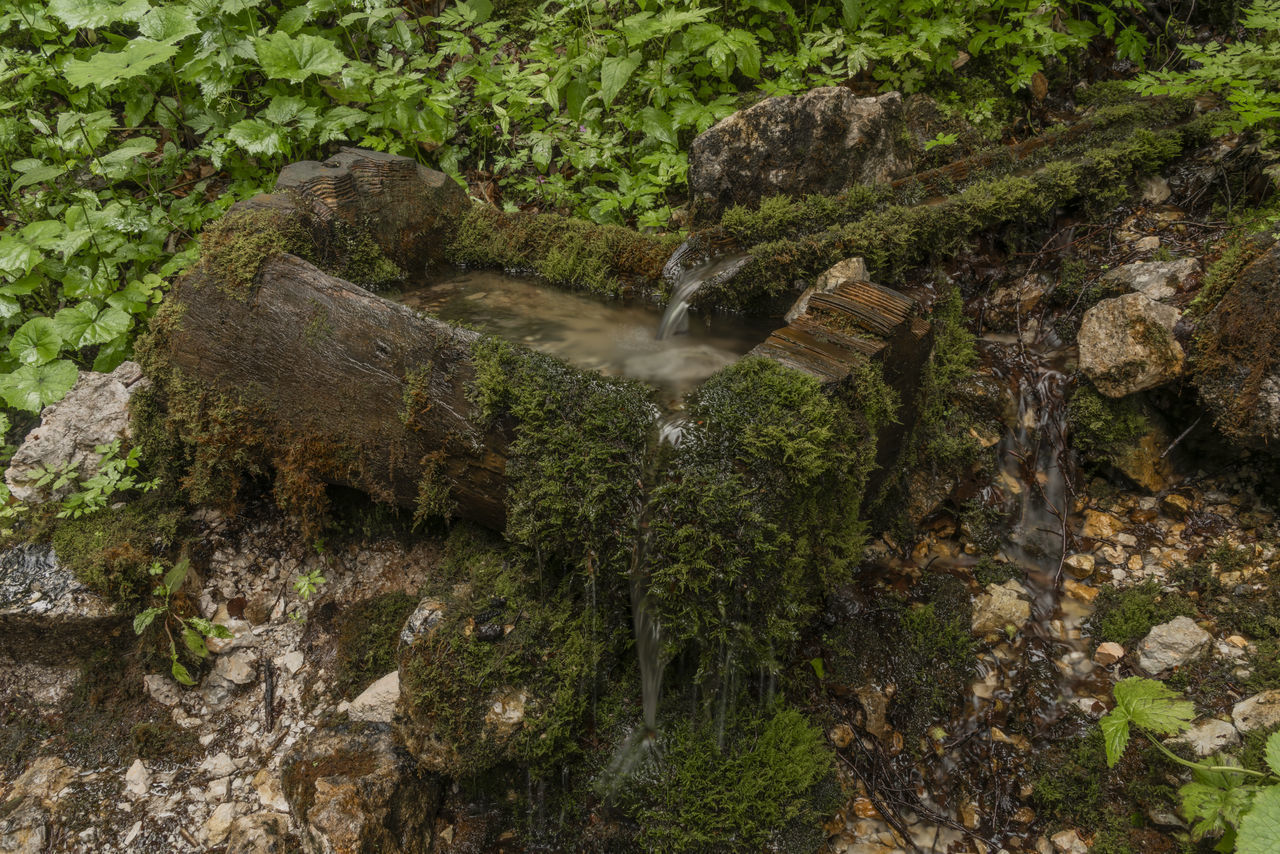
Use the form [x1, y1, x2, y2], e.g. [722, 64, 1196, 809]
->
[182, 625, 209, 658]
[92, 337, 131, 374]
[171, 660, 196, 686]
[1238, 785, 1280, 854]
[48, 0, 150, 29]
[0, 236, 42, 276]
[138, 6, 200, 43]
[12, 164, 67, 193]
[1180, 777, 1256, 841]
[9, 317, 63, 366]
[64, 39, 181, 90]
[227, 119, 284, 156]
[255, 32, 347, 83]
[600, 51, 642, 107]
[276, 6, 311, 34]
[79, 306, 132, 347]
[162, 558, 190, 595]
[133, 606, 164, 635]
[1266, 730, 1280, 777]
[1100, 708, 1132, 768]
[1114, 676, 1196, 735]
[52, 304, 96, 348]
[0, 360, 79, 412]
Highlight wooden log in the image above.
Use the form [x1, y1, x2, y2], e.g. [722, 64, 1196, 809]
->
[160, 252, 512, 529]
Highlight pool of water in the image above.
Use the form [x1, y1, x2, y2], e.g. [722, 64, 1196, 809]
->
[395, 269, 779, 404]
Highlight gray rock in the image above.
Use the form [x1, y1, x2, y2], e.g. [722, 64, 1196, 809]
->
[1168, 717, 1240, 757]
[0, 544, 127, 662]
[226, 812, 292, 854]
[1078, 293, 1184, 397]
[398, 597, 447, 648]
[972, 580, 1032, 636]
[1101, 258, 1200, 302]
[688, 89, 920, 219]
[282, 722, 443, 854]
[4, 361, 149, 504]
[1136, 616, 1212, 675]
[1233, 690, 1280, 733]
[348, 671, 399, 724]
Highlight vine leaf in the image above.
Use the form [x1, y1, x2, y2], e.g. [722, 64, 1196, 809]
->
[1101, 677, 1195, 767]
[255, 32, 347, 83]
[1237, 785, 1280, 854]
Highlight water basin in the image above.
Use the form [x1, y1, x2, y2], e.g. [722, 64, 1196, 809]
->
[395, 269, 780, 404]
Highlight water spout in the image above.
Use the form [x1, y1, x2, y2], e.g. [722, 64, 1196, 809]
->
[656, 241, 751, 340]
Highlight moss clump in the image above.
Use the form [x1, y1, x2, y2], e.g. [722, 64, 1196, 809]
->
[1172, 542, 1280, 641]
[1030, 724, 1107, 824]
[325, 221, 403, 291]
[333, 593, 418, 700]
[49, 494, 184, 608]
[447, 205, 678, 299]
[703, 126, 1195, 312]
[398, 525, 627, 778]
[1067, 383, 1150, 469]
[198, 206, 314, 298]
[1084, 579, 1195, 648]
[616, 706, 837, 854]
[131, 720, 200, 763]
[471, 337, 652, 588]
[719, 185, 889, 245]
[646, 357, 893, 689]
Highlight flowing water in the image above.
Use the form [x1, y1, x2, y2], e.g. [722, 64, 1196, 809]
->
[656, 251, 750, 340]
[397, 268, 777, 405]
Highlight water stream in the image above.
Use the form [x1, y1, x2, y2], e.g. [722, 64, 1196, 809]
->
[397, 268, 776, 405]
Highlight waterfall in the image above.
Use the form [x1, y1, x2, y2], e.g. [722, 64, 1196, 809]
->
[656, 241, 751, 340]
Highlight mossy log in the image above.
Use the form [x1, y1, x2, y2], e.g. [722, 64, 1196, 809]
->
[154, 251, 512, 528]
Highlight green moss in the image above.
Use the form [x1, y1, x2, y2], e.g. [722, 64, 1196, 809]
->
[973, 555, 1020, 586]
[1068, 383, 1151, 468]
[446, 205, 678, 299]
[1172, 542, 1280, 641]
[616, 706, 837, 854]
[471, 336, 651, 587]
[398, 525, 628, 778]
[198, 206, 314, 298]
[646, 357, 892, 689]
[333, 593, 418, 700]
[705, 126, 1195, 312]
[1084, 579, 1195, 648]
[1030, 725, 1107, 824]
[719, 185, 889, 245]
[49, 494, 184, 608]
[131, 719, 200, 763]
[326, 221, 403, 290]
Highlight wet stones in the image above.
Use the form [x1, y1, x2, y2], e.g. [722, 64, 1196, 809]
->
[1078, 293, 1184, 397]
[1232, 690, 1280, 733]
[688, 88, 919, 220]
[281, 722, 443, 854]
[0, 544, 127, 662]
[1136, 615, 1211, 675]
[4, 361, 148, 504]
[1100, 257, 1200, 302]
[971, 579, 1032, 636]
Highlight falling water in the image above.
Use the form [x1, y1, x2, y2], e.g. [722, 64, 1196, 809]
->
[656, 250, 750, 340]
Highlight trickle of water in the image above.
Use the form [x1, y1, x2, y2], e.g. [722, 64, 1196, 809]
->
[656, 251, 750, 341]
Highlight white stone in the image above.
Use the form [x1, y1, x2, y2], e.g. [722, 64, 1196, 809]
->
[348, 671, 399, 724]
[1168, 718, 1240, 757]
[212, 650, 258, 686]
[1078, 293, 1184, 397]
[1093, 642, 1125, 666]
[280, 650, 304, 674]
[203, 802, 237, 845]
[199, 752, 237, 778]
[1051, 829, 1088, 854]
[1137, 616, 1212, 675]
[1101, 258, 1200, 302]
[124, 759, 150, 797]
[1233, 690, 1280, 733]
[143, 673, 182, 707]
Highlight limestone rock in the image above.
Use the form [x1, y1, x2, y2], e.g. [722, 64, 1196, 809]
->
[0, 758, 76, 854]
[204, 802, 238, 846]
[1079, 293, 1184, 397]
[1233, 690, 1280, 733]
[0, 544, 127, 662]
[483, 687, 528, 740]
[4, 361, 149, 504]
[688, 89, 919, 219]
[124, 759, 150, 796]
[348, 671, 399, 724]
[1136, 616, 1212, 675]
[785, 257, 870, 323]
[1168, 718, 1239, 757]
[398, 597, 447, 648]
[1101, 258, 1200, 302]
[1193, 235, 1280, 448]
[226, 813, 292, 854]
[972, 580, 1032, 636]
[1051, 829, 1088, 854]
[282, 722, 443, 854]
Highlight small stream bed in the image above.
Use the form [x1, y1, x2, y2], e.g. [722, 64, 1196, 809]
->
[393, 268, 781, 404]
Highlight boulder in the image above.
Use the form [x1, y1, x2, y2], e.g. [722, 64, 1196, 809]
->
[4, 361, 148, 504]
[1136, 616, 1211, 675]
[1193, 236, 1280, 447]
[0, 757, 76, 854]
[1078, 293, 1184, 397]
[1100, 258, 1200, 302]
[1232, 690, 1280, 733]
[688, 89, 919, 219]
[971, 580, 1032, 636]
[0, 544, 127, 662]
[281, 722, 443, 854]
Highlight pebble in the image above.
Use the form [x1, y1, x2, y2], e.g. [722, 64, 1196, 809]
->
[1093, 642, 1125, 666]
[124, 759, 150, 797]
